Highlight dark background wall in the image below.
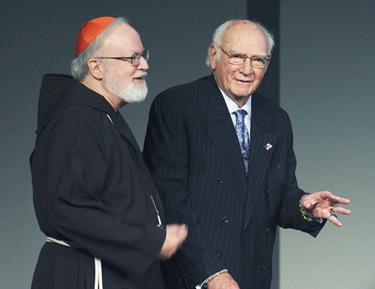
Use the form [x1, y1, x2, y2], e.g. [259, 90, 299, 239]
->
[1, 1, 374, 289]
[0, 1, 247, 288]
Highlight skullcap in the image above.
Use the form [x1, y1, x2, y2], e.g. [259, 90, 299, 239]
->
[74, 16, 116, 57]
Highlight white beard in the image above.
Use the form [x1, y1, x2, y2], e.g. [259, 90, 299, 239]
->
[103, 69, 148, 103]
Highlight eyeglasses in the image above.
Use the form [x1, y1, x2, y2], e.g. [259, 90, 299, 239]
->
[217, 46, 270, 69]
[95, 49, 149, 66]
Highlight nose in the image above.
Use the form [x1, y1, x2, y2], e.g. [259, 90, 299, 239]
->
[240, 58, 253, 75]
[138, 55, 149, 70]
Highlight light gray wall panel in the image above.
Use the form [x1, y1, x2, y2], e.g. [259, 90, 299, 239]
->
[280, 1, 375, 288]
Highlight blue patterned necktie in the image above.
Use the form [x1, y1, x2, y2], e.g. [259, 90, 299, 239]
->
[233, 109, 250, 173]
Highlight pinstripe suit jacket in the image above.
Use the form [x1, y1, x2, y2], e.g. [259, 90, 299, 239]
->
[143, 74, 325, 289]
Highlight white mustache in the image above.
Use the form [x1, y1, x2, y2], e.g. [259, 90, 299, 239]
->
[133, 71, 148, 79]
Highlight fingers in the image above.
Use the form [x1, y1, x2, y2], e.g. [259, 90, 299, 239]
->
[330, 204, 351, 215]
[302, 191, 351, 226]
[159, 224, 187, 259]
[328, 202, 351, 226]
[326, 195, 351, 226]
[328, 213, 343, 227]
[169, 224, 188, 247]
[318, 191, 351, 207]
[331, 195, 351, 205]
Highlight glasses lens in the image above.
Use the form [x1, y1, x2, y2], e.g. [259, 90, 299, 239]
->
[132, 50, 149, 66]
[228, 56, 268, 68]
[228, 57, 244, 65]
[251, 57, 268, 68]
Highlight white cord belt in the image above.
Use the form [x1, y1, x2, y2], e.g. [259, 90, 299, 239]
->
[46, 237, 103, 289]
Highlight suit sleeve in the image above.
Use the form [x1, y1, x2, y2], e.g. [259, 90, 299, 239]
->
[143, 92, 225, 285]
[275, 114, 326, 236]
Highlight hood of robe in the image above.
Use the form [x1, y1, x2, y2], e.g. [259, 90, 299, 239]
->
[36, 74, 115, 135]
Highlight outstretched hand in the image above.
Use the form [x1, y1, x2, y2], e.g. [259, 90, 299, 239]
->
[300, 191, 351, 227]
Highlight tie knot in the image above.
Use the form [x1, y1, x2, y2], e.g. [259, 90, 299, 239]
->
[234, 109, 247, 120]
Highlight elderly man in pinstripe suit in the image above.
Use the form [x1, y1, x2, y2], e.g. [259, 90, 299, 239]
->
[143, 19, 351, 289]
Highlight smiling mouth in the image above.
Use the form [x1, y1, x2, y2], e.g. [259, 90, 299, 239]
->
[236, 79, 251, 85]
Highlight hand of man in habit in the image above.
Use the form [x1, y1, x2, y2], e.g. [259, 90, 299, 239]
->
[300, 191, 351, 227]
[207, 272, 240, 289]
[159, 224, 188, 259]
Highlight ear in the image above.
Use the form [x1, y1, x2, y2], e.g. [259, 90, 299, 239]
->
[87, 58, 104, 80]
[209, 45, 217, 70]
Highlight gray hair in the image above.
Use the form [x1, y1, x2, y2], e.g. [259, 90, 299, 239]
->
[70, 17, 128, 80]
[205, 19, 275, 67]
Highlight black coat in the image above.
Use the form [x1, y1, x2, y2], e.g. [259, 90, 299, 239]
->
[143, 75, 325, 289]
[30, 74, 166, 289]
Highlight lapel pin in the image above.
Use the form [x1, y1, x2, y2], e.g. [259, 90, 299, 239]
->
[263, 143, 273, 151]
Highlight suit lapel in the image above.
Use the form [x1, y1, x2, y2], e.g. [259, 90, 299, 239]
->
[243, 95, 278, 229]
[202, 76, 248, 201]
[199, 77, 279, 227]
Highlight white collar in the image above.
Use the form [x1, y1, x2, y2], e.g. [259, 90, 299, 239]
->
[217, 86, 252, 116]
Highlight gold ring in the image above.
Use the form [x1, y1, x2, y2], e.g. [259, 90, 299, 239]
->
[330, 205, 335, 212]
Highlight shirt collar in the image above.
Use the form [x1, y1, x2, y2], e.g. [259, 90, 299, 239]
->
[217, 86, 252, 117]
